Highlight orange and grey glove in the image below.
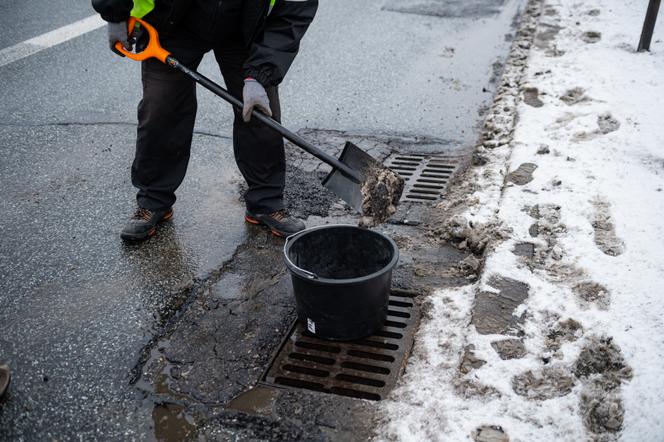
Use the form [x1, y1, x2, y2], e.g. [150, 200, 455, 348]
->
[108, 21, 133, 56]
[242, 77, 272, 123]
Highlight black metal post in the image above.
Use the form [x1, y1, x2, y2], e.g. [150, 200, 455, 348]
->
[638, 0, 661, 52]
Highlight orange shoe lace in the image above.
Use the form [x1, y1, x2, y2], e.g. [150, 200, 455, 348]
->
[270, 209, 288, 221]
[132, 208, 153, 221]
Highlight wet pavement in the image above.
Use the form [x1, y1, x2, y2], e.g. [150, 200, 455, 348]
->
[0, 0, 525, 439]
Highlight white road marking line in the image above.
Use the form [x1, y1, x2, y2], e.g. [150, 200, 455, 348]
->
[0, 14, 105, 68]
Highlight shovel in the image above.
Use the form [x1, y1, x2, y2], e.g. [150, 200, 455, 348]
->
[114, 17, 403, 216]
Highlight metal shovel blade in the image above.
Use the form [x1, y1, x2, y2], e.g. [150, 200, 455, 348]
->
[321, 141, 385, 213]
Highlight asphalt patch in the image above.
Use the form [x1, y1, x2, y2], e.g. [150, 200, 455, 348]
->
[284, 164, 339, 219]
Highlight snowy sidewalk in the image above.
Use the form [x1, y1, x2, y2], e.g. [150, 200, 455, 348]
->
[376, 0, 664, 441]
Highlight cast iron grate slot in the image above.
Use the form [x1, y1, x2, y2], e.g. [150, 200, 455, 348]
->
[336, 373, 386, 387]
[289, 353, 336, 365]
[355, 340, 399, 351]
[274, 377, 325, 391]
[384, 320, 407, 328]
[283, 364, 330, 378]
[341, 361, 391, 374]
[294, 341, 341, 353]
[347, 350, 395, 362]
[387, 309, 411, 318]
[384, 154, 462, 203]
[330, 387, 381, 401]
[373, 330, 403, 339]
[262, 292, 420, 401]
[413, 184, 445, 190]
[388, 300, 413, 308]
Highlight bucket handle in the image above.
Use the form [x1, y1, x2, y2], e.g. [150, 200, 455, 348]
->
[283, 234, 319, 280]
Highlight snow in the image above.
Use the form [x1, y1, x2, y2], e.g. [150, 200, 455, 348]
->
[376, 0, 664, 441]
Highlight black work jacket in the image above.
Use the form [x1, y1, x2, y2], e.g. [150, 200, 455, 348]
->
[91, 0, 318, 86]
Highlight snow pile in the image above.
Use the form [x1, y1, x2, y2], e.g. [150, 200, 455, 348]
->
[377, 0, 664, 440]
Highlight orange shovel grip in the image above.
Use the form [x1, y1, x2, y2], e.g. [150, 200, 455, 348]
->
[113, 17, 171, 63]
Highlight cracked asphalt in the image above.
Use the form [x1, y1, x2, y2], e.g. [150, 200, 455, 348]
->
[0, 0, 525, 439]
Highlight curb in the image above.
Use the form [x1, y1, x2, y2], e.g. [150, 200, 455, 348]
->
[431, 0, 544, 254]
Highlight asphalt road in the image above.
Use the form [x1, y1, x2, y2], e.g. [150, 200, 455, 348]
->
[0, 0, 524, 439]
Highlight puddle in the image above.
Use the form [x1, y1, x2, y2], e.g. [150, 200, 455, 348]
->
[152, 403, 198, 442]
[226, 385, 280, 415]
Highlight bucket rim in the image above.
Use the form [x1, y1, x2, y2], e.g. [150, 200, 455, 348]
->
[282, 224, 399, 284]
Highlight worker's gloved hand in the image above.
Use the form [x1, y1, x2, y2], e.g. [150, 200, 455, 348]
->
[108, 21, 133, 56]
[242, 78, 272, 123]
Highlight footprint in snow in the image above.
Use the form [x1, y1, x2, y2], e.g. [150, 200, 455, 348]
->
[512, 365, 576, 400]
[560, 87, 589, 105]
[574, 336, 633, 436]
[472, 426, 509, 442]
[523, 86, 544, 107]
[581, 31, 602, 43]
[574, 281, 611, 309]
[591, 198, 625, 256]
[573, 113, 621, 142]
[597, 112, 620, 134]
[507, 163, 538, 185]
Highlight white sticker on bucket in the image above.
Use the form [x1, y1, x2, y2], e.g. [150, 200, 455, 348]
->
[307, 318, 316, 334]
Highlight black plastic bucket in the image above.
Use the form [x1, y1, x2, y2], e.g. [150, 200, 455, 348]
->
[283, 225, 399, 341]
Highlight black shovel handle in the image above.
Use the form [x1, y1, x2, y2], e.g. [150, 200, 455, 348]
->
[166, 56, 363, 184]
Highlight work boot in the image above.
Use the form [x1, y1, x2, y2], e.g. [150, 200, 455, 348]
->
[120, 207, 173, 241]
[0, 364, 10, 398]
[245, 209, 306, 237]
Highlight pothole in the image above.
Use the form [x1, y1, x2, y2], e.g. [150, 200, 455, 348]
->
[261, 291, 420, 400]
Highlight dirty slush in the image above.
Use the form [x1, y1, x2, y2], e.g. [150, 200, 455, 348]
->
[359, 167, 405, 228]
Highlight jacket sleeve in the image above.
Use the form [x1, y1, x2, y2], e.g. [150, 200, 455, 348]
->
[243, 0, 319, 87]
[91, 0, 133, 23]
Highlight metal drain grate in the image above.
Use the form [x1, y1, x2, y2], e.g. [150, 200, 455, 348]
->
[262, 291, 419, 401]
[385, 154, 461, 203]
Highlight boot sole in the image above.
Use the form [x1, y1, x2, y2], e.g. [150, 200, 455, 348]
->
[121, 210, 174, 242]
[244, 215, 288, 238]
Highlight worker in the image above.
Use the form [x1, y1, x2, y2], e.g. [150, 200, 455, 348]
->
[91, 0, 318, 240]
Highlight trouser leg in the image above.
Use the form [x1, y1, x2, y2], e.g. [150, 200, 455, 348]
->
[132, 35, 206, 211]
[213, 45, 286, 214]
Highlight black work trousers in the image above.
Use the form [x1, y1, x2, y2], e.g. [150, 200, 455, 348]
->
[132, 27, 285, 214]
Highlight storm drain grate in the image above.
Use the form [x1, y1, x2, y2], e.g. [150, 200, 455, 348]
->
[262, 291, 420, 401]
[385, 154, 461, 203]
